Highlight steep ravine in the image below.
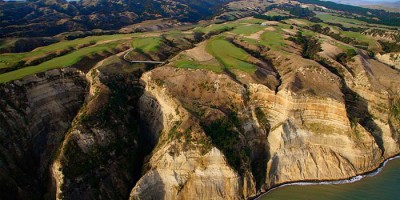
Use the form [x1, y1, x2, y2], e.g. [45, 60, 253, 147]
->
[0, 69, 87, 199]
[51, 57, 153, 199]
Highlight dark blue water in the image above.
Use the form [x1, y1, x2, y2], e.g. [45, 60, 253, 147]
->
[259, 157, 400, 200]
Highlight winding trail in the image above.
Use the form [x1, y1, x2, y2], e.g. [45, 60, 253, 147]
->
[123, 49, 166, 64]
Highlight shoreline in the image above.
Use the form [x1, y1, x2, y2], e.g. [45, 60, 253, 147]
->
[252, 153, 400, 200]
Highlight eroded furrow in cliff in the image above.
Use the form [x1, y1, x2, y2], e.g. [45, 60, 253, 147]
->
[50, 53, 158, 199]
[126, 33, 400, 199]
[126, 29, 399, 199]
[2, 17, 400, 200]
[230, 38, 282, 94]
[316, 57, 386, 155]
[0, 69, 87, 200]
[50, 32, 208, 198]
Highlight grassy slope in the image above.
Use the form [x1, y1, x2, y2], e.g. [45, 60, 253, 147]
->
[194, 24, 237, 34]
[286, 16, 379, 49]
[266, 10, 290, 16]
[1, 13, 396, 83]
[259, 24, 290, 50]
[206, 37, 256, 74]
[260, 30, 285, 50]
[341, 31, 378, 48]
[131, 37, 163, 53]
[316, 13, 368, 26]
[316, 13, 396, 29]
[231, 25, 265, 35]
[169, 20, 291, 73]
[0, 41, 121, 83]
[0, 34, 134, 69]
[175, 59, 223, 73]
[237, 18, 265, 24]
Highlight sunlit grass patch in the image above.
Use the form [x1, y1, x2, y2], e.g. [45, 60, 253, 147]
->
[231, 25, 265, 35]
[0, 34, 134, 69]
[0, 41, 122, 83]
[206, 37, 256, 74]
[131, 37, 163, 53]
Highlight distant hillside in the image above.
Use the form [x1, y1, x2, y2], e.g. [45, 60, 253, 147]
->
[327, 0, 400, 12]
[0, 0, 232, 37]
[298, 0, 400, 26]
[364, 1, 400, 12]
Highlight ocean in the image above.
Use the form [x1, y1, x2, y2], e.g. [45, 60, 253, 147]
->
[259, 156, 400, 200]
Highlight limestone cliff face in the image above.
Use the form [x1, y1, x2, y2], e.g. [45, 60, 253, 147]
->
[375, 53, 400, 69]
[129, 50, 400, 199]
[52, 58, 145, 200]
[131, 69, 252, 200]
[1, 36, 400, 200]
[2, 52, 398, 200]
[0, 68, 87, 199]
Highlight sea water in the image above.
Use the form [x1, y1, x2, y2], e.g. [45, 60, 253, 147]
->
[259, 156, 400, 200]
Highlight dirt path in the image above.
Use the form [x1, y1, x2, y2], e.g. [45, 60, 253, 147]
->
[183, 41, 214, 62]
[246, 26, 275, 40]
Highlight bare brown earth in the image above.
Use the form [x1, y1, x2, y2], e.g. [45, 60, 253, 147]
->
[246, 27, 276, 40]
[181, 42, 214, 62]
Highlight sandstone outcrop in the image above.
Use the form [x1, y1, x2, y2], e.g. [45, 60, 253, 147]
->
[129, 49, 400, 199]
[52, 57, 145, 200]
[376, 53, 400, 69]
[1, 16, 400, 200]
[0, 68, 87, 199]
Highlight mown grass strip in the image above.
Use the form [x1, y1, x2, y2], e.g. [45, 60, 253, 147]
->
[131, 37, 163, 53]
[0, 34, 134, 69]
[0, 41, 121, 83]
[206, 37, 256, 74]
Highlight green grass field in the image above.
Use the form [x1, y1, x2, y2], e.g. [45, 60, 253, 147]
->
[341, 31, 378, 48]
[333, 41, 355, 52]
[231, 22, 289, 51]
[174, 59, 223, 73]
[173, 37, 256, 74]
[285, 18, 313, 26]
[206, 38, 256, 74]
[194, 23, 237, 34]
[237, 18, 266, 24]
[231, 24, 265, 35]
[0, 15, 391, 84]
[131, 37, 163, 53]
[302, 29, 318, 37]
[315, 13, 395, 29]
[0, 34, 134, 69]
[266, 10, 290, 17]
[260, 29, 286, 50]
[0, 41, 121, 83]
[316, 13, 367, 26]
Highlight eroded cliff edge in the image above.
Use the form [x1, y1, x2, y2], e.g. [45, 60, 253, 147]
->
[0, 69, 87, 199]
[1, 39, 400, 200]
[130, 48, 400, 199]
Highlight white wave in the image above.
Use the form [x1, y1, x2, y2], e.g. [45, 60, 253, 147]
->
[256, 155, 400, 199]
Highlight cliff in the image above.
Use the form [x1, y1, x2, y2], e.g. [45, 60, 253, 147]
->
[1, 14, 400, 200]
[0, 68, 87, 199]
[129, 49, 400, 199]
[375, 53, 400, 69]
[1, 44, 399, 200]
[51, 56, 146, 200]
